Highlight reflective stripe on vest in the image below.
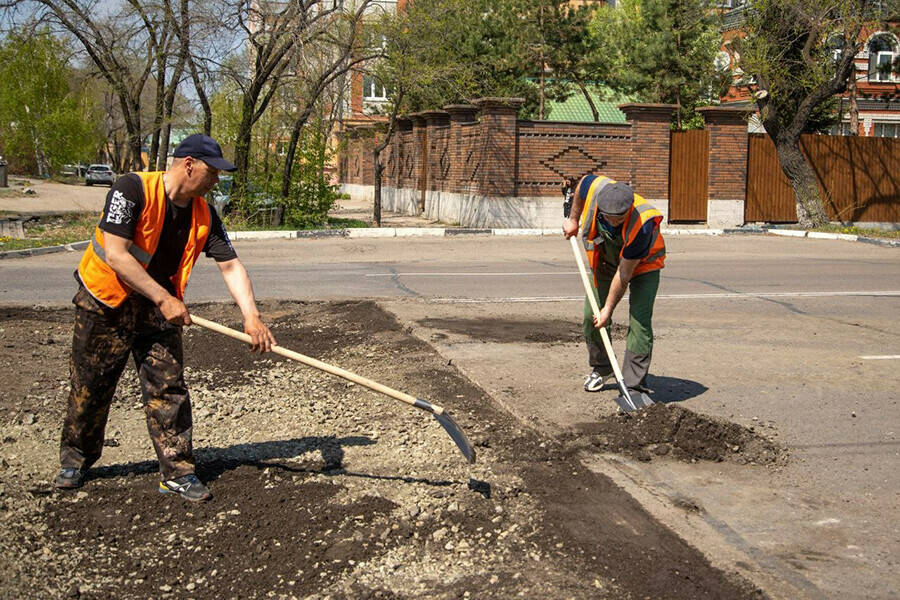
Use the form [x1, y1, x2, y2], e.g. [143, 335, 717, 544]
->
[90, 233, 153, 265]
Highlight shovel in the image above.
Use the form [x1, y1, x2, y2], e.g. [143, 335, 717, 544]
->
[569, 236, 654, 413]
[190, 315, 476, 463]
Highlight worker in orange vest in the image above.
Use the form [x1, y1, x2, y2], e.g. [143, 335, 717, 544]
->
[55, 134, 276, 502]
[563, 175, 666, 400]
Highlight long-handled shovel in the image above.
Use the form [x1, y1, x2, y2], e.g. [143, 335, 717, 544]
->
[190, 315, 476, 463]
[569, 236, 654, 413]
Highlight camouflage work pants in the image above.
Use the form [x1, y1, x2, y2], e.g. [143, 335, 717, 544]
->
[59, 285, 195, 480]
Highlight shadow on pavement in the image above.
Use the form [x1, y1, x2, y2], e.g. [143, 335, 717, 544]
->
[644, 375, 708, 403]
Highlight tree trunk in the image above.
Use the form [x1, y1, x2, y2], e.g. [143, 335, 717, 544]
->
[232, 97, 256, 201]
[373, 147, 383, 227]
[188, 57, 212, 135]
[578, 83, 599, 122]
[848, 75, 859, 136]
[773, 135, 828, 227]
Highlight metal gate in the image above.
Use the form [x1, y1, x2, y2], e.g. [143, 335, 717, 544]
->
[668, 129, 709, 222]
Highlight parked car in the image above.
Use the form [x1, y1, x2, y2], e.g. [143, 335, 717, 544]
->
[61, 163, 89, 177]
[209, 176, 283, 226]
[85, 164, 115, 186]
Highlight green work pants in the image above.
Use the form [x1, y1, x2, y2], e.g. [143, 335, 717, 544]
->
[582, 268, 660, 390]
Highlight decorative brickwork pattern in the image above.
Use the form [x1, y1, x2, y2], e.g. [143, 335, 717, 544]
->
[341, 100, 681, 203]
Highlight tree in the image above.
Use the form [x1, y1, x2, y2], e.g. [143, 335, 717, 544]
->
[737, 0, 894, 226]
[17, 0, 162, 170]
[368, 0, 491, 225]
[593, 0, 723, 129]
[541, 2, 611, 122]
[0, 30, 99, 175]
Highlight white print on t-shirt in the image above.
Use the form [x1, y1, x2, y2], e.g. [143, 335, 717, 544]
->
[106, 190, 135, 225]
[222, 226, 234, 251]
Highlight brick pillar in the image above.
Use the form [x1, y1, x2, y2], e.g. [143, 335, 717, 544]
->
[410, 113, 428, 211]
[618, 103, 679, 200]
[395, 117, 413, 189]
[444, 104, 478, 194]
[422, 110, 450, 191]
[697, 106, 749, 227]
[473, 97, 524, 197]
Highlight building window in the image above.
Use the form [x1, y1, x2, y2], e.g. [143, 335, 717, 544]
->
[868, 34, 897, 82]
[829, 122, 852, 136]
[872, 122, 900, 138]
[363, 75, 388, 101]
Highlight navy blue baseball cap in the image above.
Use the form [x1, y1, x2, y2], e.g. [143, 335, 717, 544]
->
[173, 134, 237, 172]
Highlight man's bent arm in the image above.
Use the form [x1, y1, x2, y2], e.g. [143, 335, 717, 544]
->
[595, 257, 640, 328]
[104, 233, 190, 324]
[563, 176, 589, 239]
[216, 258, 276, 352]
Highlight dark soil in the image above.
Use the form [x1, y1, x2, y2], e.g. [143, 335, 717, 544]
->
[569, 404, 786, 465]
[1, 301, 765, 599]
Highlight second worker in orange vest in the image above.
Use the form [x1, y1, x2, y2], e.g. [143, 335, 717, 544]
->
[563, 175, 666, 400]
[55, 134, 276, 502]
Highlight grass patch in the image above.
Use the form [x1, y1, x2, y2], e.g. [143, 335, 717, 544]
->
[222, 215, 371, 231]
[0, 187, 28, 199]
[812, 224, 900, 239]
[0, 213, 97, 252]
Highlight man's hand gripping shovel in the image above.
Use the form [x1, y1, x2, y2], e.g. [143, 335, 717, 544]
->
[569, 236, 654, 413]
[190, 315, 476, 463]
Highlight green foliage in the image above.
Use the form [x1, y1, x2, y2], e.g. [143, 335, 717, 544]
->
[591, 0, 723, 128]
[376, 0, 542, 116]
[737, 0, 872, 136]
[280, 123, 338, 229]
[0, 30, 100, 175]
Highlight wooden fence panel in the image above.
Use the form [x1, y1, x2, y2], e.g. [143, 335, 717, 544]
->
[745, 134, 796, 222]
[668, 129, 709, 222]
[803, 135, 900, 222]
[747, 133, 900, 223]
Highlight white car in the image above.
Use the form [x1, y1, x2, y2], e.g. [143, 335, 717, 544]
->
[85, 164, 115, 187]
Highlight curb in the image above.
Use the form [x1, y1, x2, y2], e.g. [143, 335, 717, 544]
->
[2, 226, 897, 260]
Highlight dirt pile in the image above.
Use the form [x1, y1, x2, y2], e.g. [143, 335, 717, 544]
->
[0, 301, 762, 599]
[573, 404, 786, 465]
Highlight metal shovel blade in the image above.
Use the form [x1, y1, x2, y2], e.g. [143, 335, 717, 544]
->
[433, 411, 477, 464]
[613, 382, 655, 413]
[614, 394, 639, 413]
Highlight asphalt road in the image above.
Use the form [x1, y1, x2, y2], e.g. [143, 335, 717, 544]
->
[2, 234, 899, 305]
[2, 233, 899, 599]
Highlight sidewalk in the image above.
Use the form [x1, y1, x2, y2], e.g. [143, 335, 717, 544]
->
[0, 178, 108, 215]
[1, 183, 897, 260]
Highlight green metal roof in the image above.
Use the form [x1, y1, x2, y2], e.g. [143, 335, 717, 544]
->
[546, 90, 627, 123]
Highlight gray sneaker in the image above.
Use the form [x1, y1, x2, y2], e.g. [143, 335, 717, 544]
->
[159, 474, 212, 502]
[583, 370, 609, 392]
[55, 468, 85, 489]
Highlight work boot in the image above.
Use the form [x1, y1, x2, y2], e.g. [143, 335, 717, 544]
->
[159, 474, 212, 502]
[55, 468, 85, 489]
[583, 369, 609, 392]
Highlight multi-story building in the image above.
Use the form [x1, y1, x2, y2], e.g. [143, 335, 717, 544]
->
[719, 2, 900, 137]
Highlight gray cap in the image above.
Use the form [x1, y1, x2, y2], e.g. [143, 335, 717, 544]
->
[597, 182, 634, 216]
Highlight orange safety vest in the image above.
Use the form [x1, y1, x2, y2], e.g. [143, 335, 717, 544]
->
[78, 171, 211, 307]
[579, 176, 666, 283]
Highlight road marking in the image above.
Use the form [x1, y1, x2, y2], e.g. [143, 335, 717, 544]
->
[367, 272, 575, 276]
[859, 355, 900, 360]
[426, 291, 900, 303]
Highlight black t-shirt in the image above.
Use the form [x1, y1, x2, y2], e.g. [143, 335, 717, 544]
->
[97, 173, 237, 294]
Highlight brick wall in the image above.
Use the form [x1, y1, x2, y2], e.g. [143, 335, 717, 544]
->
[342, 99, 682, 199]
[697, 107, 748, 201]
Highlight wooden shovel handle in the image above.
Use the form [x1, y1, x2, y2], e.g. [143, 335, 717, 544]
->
[189, 315, 444, 414]
[569, 235, 628, 387]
